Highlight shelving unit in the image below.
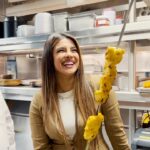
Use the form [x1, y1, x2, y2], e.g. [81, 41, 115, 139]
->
[1, 0, 150, 148]
[5, 0, 118, 17]
[0, 20, 150, 52]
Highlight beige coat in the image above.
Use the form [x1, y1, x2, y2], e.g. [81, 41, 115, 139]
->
[29, 76, 130, 150]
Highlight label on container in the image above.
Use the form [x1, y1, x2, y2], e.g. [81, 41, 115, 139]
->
[95, 17, 110, 27]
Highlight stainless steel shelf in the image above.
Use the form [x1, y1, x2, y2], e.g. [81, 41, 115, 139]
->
[116, 91, 150, 102]
[0, 21, 150, 53]
[1, 86, 150, 109]
[0, 34, 48, 52]
[0, 86, 40, 101]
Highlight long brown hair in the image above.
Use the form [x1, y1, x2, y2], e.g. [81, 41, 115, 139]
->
[41, 33, 97, 148]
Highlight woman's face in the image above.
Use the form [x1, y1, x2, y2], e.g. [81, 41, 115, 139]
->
[53, 38, 79, 77]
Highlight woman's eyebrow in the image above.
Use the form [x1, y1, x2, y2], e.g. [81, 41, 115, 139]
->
[71, 46, 76, 49]
[55, 47, 66, 50]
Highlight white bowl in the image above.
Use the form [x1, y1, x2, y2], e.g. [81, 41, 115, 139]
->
[17, 25, 34, 37]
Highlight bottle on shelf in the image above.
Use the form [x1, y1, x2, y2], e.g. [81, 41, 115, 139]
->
[3, 16, 17, 38]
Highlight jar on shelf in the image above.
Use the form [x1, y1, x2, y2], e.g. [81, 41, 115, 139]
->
[3, 16, 17, 38]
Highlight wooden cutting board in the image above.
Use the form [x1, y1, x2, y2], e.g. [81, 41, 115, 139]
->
[0, 79, 21, 86]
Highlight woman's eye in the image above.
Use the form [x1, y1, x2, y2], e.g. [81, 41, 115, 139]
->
[57, 49, 65, 53]
[72, 48, 78, 52]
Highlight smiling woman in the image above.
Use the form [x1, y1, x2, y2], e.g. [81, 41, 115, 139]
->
[29, 33, 130, 150]
[53, 38, 79, 78]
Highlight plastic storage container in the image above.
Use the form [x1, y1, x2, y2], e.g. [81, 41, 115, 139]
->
[132, 128, 150, 150]
[52, 12, 69, 32]
[17, 25, 34, 37]
[68, 13, 95, 31]
[102, 8, 116, 25]
[35, 12, 53, 34]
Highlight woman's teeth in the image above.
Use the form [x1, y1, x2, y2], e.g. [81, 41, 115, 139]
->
[63, 61, 74, 67]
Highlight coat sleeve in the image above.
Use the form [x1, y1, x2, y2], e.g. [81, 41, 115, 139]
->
[101, 90, 131, 150]
[29, 92, 53, 150]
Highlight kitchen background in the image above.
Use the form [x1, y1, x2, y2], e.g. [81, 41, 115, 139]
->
[0, 0, 150, 149]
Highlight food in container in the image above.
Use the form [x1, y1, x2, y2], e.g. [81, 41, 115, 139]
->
[0, 74, 13, 79]
[0, 79, 21, 86]
[94, 15, 110, 27]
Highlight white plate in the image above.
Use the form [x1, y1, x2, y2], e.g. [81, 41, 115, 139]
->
[137, 87, 150, 93]
[21, 79, 39, 86]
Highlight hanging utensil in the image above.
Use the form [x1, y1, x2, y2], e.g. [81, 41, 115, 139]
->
[117, 0, 135, 47]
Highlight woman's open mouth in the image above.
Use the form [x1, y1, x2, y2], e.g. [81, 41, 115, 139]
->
[63, 61, 75, 68]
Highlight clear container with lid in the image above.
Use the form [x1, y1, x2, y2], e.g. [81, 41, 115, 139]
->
[102, 8, 116, 25]
[94, 15, 110, 27]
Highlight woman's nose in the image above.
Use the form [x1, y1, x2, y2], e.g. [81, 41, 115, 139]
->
[65, 49, 73, 58]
